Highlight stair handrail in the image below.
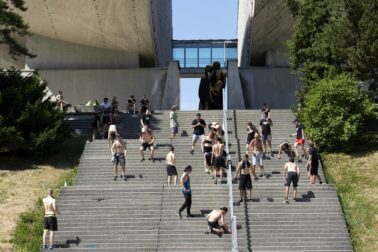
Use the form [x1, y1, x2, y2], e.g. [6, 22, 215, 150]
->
[222, 88, 238, 251]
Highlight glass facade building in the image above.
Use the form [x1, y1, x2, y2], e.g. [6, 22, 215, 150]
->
[172, 40, 237, 68]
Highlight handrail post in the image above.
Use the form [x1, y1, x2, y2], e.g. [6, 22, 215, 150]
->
[222, 87, 238, 251]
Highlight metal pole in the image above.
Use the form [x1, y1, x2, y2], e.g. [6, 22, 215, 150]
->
[222, 87, 238, 251]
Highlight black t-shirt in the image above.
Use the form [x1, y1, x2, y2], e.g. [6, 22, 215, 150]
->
[128, 98, 136, 105]
[192, 119, 206, 135]
[260, 118, 272, 135]
[140, 99, 149, 106]
[296, 123, 304, 139]
[310, 147, 319, 166]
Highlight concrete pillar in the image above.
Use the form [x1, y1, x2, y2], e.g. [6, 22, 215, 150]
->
[161, 60, 180, 109]
[227, 60, 245, 109]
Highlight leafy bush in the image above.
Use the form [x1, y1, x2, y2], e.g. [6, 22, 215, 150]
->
[0, 69, 70, 154]
[302, 73, 377, 152]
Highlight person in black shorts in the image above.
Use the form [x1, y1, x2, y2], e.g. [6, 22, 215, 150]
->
[259, 112, 273, 155]
[166, 146, 178, 186]
[306, 142, 323, 184]
[283, 157, 300, 203]
[234, 154, 253, 202]
[42, 189, 60, 249]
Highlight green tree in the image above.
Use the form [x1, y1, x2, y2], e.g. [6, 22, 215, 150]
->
[0, 0, 35, 58]
[286, 0, 378, 99]
[0, 69, 70, 154]
[301, 73, 376, 152]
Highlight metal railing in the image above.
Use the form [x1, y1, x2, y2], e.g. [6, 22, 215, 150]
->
[222, 88, 238, 251]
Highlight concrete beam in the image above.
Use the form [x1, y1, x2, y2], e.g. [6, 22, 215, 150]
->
[161, 61, 180, 109]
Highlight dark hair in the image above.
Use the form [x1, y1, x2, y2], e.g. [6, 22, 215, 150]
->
[289, 157, 295, 163]
[196, 113, 201, 116]
[247, 122, 253, 128]
[110, 131, 116, 139]
[184, 165, 192, 172]
[220, 207, 228, 212]
[170, 146, 174, 152]
[205, 65, 213, 75]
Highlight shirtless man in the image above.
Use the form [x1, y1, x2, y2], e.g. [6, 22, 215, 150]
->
[234, 154, 253, 202]
[139, 128, 155, 161]
[42, 188, 60, 249]
[212, 137, 225, 184]
[249, 133, 266, 178]
[166, 146, 178, 186]
[283, 157, 300, 203]
[206, 207, 231, 237]
[111, 134, 127, 181]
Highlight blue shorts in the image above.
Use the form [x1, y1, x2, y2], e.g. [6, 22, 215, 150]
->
[171, 127, 178, 133]
[113, 154, 125, 166]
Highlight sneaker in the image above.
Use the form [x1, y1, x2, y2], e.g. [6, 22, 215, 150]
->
[43, 245, 48, 249]
[186, 214, 194, 218]
[49, 245, 53, 250]
[123, 176, 127, 181]
[120, 174, 123, 178]
[238, 199, 243, 203]
[140, 158, 145, 162]
[214, 180, 217, 184]
[320, 181, 323, 184]
[148, 157, 152, 160]
[265, 174, 269, 179]
[113, 176, 117, 181]
[175, 211, 182, 219]
[190, 149, 194, 155]
[205, 169, 209, 174]
[283, 200, 289, 204]
[259, 174, 264, 177]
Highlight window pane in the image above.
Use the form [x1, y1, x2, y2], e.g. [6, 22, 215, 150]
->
[226, 48, 237, 60]
[186, 48, 198, 67]
[173, 48, 185, 67]
[199, 48, 211, 67]
[212, 48, 224, 67]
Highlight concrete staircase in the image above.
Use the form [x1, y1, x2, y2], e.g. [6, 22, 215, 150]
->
[57, 109, 353, 251]
[230, 110, 353, 252]
[55, 111, 235, 251]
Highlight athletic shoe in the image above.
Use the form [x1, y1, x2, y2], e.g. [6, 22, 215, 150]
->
[186, 214, 194, 218]
[140, 158, 145, 162]
[120, 174, 123, 178]
[113, 176, 117, 181]
[175, 210, 182, 219]
[123, 176, 127, 181]
[320, 181, 323, 184]
[283, 200, 289, 204]
[214, 180, 217, 184]
[190, 149, 194, 155]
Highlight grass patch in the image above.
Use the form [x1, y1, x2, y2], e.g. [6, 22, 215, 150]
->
[11, 168, 77, 252]
[321, 135, 378, 252]
[0, 136, 86, 251]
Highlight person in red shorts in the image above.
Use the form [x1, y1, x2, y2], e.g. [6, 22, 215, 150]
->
[290, 119, 306, 161]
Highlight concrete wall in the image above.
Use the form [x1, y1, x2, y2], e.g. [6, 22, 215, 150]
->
[40, 68, 167, 111]
[266, 47, 290, 67]
[239, 68, 301, 109]
[25, 35, 139, 70]
[161, 61, 179, 109]
[237, 0, 254, 67]
[227, 60, 245, 109]
[150, 0, 173, 67]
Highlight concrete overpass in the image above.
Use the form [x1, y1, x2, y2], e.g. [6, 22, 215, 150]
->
[0, 0, 299, 110]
